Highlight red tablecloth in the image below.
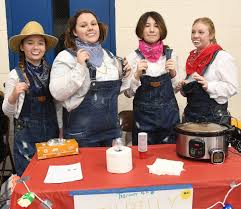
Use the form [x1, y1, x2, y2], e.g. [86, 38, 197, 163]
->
[10, 145, 241, 209]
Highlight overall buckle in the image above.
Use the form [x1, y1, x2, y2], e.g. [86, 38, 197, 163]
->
[149, 81, 161, 88]
[37, 96, 46, 102]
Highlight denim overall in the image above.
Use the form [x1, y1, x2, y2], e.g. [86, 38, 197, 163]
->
[132, 50, 180, 145]
[63, 49, 122, 147]
[183, 51, 229, 124]
[14, 67, 58, 176]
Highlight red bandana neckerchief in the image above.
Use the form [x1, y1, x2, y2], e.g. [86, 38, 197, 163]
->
[186, 44, 222, 75]
[139, 40, 164, 62]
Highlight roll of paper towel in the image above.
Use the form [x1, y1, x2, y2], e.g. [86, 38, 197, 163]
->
[106, 146, 133, 174]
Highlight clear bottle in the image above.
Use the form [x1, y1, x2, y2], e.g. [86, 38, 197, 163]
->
[138, 132, 148, 159]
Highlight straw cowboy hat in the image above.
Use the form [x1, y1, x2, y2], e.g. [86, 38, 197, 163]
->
[9, 21, 58, 53]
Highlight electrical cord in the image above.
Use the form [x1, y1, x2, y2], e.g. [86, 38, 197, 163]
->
[206, 182, 241, 209]
[22, 181, 52, 209]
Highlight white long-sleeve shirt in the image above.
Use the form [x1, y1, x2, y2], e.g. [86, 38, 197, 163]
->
[49, 49, 130, 112]
[2, 69, 63, 127]
[125, 50, 180, 97]
[203, 50, 239, 104]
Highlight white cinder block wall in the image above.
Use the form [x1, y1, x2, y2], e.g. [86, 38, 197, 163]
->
[0, 0, 241, 119]
[116, 0, 241, 119]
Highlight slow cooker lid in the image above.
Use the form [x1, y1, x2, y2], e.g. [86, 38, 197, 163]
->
[175, 122, 228, 136]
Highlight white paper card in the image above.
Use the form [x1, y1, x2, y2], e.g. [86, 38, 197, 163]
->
[44, 162, 83, 183]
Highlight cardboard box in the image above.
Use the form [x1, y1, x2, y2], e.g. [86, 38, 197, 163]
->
[36, 139, 79, 160]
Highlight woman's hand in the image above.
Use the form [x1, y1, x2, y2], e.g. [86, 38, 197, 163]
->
[193, 72, 208, 91]
[176, 80, 186, 92]
[8, 82, 29, 105]
[135, 60, 148, 80]
[122, 58, 131, 78]
[176, 80, 187, 96]
[165, 59, 176, 78]
[76, 49, 90, 65]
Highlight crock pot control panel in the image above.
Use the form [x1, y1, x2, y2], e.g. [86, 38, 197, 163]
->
[189, 139, 205, 158]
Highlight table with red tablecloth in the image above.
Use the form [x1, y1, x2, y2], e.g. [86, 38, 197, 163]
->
[10, 145, 241, 209]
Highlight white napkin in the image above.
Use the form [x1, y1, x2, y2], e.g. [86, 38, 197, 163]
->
[147, 158, 184, 176]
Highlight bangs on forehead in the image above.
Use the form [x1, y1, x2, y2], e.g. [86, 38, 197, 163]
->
[146, 17, 157, 23]
[23, 35, 46, 42]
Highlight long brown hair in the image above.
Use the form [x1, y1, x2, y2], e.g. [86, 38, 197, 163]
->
[64, 9, 108, 50]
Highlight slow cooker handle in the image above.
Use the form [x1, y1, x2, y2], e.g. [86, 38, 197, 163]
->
[225, 125, 241, 153]
[225, 124, 235, 133]
[223, 124, 235, 139]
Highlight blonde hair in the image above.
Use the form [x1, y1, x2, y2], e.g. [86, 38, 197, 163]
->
[193, 17, 217, 44]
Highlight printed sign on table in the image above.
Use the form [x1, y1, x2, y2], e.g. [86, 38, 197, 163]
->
[71, 184, 193, 209]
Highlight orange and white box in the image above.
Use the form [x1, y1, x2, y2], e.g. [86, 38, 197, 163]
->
[36, 139, 79, 160]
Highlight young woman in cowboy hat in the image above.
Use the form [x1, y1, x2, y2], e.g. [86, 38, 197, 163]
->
[2, 21, 61, 176]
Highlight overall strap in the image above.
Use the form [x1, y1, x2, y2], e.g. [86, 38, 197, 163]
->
[135, 49, 145, 59]
[104, 48, 123, 79]
[104, 48, 115, 59]
[65, 48, 77, 56]
[201, 50, 220, 76]
[85, 61, 96, 81]
[65, 48, 96, 80]
[135, 49, 147, 76]
[15, 67, 26, 83]
[163, 45, 169, 55]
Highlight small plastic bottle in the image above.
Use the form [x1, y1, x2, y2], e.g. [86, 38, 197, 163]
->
[138, 132, 148, 159]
